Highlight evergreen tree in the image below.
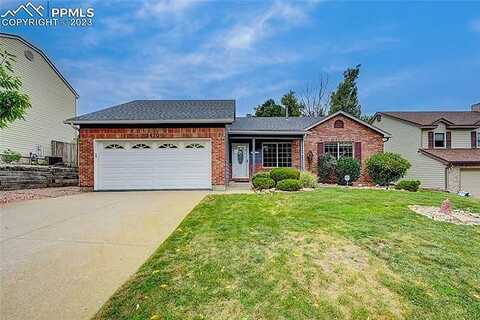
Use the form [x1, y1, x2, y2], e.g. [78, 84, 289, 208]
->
[255, 99, 285, 117]
[281, 90, 302, 117]
[329, 64, 361, 118]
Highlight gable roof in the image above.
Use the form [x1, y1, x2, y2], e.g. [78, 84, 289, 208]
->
[0, 32, 79, 98]
[65, 100, 236, 124]
[376, 111, 480, 127]
[419, 148, 480, 165]
[228, 116, 323, 134]
[228, 111, 390, 137]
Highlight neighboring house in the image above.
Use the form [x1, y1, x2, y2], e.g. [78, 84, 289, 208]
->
[0, 33, 78, 159]
[373, 104, 480, 196]
[65, 100, 389, 191]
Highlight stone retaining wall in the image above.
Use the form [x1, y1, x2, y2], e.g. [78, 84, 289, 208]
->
[0, 165, 78, 190]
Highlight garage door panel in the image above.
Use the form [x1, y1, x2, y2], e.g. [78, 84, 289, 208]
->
[96, 140, 212, 190]
[460, 169, 480, 197]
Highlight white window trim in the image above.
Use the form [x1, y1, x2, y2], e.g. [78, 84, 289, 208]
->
[261, 142, 292, 168]
[324, 142, 354, 159]
[433, 132, 446, 149]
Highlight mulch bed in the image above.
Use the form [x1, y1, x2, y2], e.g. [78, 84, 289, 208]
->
[0, 187, 82, 204]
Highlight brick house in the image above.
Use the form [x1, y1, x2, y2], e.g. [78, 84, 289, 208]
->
[66, 100, 389, 190]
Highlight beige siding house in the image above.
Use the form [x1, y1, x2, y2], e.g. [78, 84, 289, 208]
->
[373, 105, 480, 197]
[0, 33, 78, 159]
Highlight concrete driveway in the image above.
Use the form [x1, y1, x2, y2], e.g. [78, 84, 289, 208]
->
[0, 191, 207, 320]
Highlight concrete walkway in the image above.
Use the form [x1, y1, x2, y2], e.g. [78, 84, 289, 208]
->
[0, 191, 207, 320]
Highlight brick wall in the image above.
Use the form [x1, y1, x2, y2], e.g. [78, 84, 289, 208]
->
[304, 115, 384, 184]
[78, 127, 226, 188]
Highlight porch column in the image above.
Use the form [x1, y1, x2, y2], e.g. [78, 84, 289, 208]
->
[252, 137, 256, 176]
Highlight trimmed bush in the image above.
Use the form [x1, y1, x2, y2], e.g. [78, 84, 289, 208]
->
[1, 149, 21, 163]
[276, 179, 302, 191]
[252, 177, 275, 190]
[366, 152, 411, 186]
[335, 157, 360, 185]
[252, 171, 270, 180]
[270, 167, 300, 182]
[299, 171, 318, 188]
[395, 180, 421, 192]
[318, 154, 336, 182]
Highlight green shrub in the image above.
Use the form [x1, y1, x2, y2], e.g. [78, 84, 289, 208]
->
[366, 152, 411, 186]
[252, 177, 275, 190]
[270, 167, 300, 182]
[1, 149, 21, 163]
[252, 171, 270, 180]
[318, 154, 336, 182]
[335, 157, 360, 185]
[276, 179, 302, 191]
[299, 171, 318, 188]
[395, 180, 421, 192]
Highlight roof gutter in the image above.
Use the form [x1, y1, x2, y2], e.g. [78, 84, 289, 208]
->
[228, 130, 306, 135]
[64, 118, 235, 125]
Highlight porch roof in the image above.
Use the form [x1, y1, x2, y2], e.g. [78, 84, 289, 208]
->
[228, 116, 323, 135]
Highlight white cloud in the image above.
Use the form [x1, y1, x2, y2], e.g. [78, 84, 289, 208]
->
[220, 1, 314, 50]
[470, 19, 480, 32]
[136, 0, 197, 17]
[333, 37, 400, 54]
[360, 70, 415, 99]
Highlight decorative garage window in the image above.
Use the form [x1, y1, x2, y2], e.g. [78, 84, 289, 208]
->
[262, 143, 292, 167]
[334, 120, 344, 128]
[131, 143, 151, 149]
[324, 142, 353, 159]
[158, 143, 178, 149]
[104, 144, 124, 150]
[185, 143, 205, 149]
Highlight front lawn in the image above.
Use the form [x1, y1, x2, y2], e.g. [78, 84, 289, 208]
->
[94, 188, 480, 320]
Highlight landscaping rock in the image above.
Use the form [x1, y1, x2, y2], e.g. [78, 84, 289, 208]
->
[409, 205, 480, 225]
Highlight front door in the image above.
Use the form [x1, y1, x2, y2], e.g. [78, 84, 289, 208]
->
[232, 143, 249, 179]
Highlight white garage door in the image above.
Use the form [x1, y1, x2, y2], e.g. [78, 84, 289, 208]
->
[460, 169, 480, 197]
[95, 140, 212, 190]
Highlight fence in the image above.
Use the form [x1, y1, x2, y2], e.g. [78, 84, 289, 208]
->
[51, 140, 78, 167]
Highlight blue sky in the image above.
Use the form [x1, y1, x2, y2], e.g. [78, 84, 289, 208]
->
[2, 0, 480, 116]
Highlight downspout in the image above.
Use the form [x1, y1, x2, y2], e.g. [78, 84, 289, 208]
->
[301, 134, 306, 171]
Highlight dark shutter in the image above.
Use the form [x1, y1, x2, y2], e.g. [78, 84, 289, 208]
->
[472, 131, 478, 148]
[446, 132, 451, 149]
[354, 142, 361, 164]
[428, 132, 434, 149]
[317, 142, 324, 158]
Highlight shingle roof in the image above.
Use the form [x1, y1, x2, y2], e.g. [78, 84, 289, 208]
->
[419, 149, 480, 165]
[379, 111, 480, 127]
[228, 117, 324, 133]
[65, 100, 235, 124]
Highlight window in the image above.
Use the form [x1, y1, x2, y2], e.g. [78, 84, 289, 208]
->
[324, 142, 353, 159]
[158, 143, 178, 149]
[185, 143, 205, 149]
[334, 120, 344, 128]
[477, 130, 480, 148]
[131, 143, 151, 149]
[104, 144, 124, 150]
[434, 133, 445, 148]
[262, 143, 292, 167]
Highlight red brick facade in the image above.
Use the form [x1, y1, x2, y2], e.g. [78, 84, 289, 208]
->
[304, 114, 384, 184]
[78, 127, 226, 188]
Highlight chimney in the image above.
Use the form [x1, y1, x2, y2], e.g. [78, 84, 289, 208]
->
[472, 102, 480, 112]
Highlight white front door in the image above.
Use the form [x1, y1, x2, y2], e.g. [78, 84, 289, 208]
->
[232, 143, 249, 179]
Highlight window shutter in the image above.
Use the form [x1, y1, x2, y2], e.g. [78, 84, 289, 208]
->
[446, 132, 451, 149]
[472, 131, 478, 148]
[428, 132, 434, 148]
[354, 142, 361, 163]
[317, 142, 324, 159]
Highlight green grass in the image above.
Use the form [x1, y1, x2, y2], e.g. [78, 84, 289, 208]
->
[93, 188, 480, 320]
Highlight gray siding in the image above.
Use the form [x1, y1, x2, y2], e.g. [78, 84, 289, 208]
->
[374, 115, 446, 189]
[0, 36, 77, 157]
